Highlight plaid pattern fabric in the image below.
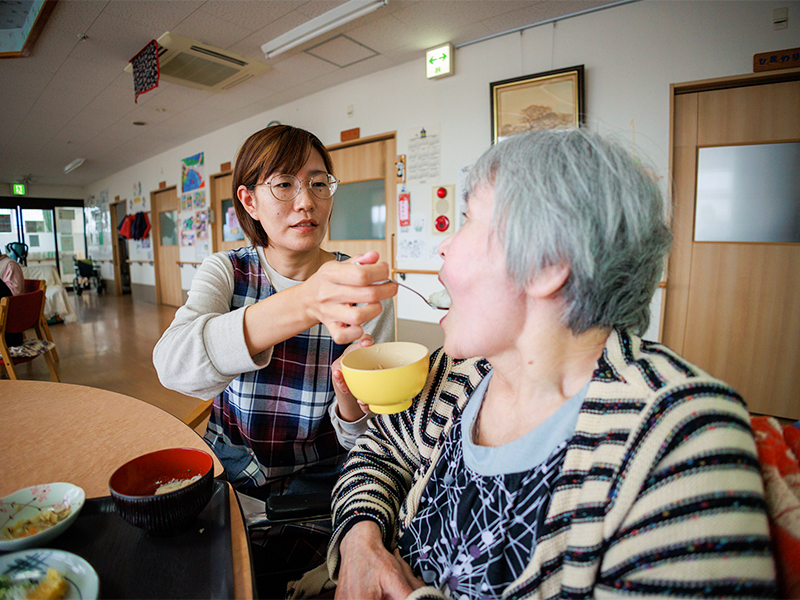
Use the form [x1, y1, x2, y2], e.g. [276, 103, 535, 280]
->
[205, 247, 349, 491]
[131, 39, 159, 103]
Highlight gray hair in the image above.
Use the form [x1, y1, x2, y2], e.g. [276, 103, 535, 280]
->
[466, 128, 672, 336]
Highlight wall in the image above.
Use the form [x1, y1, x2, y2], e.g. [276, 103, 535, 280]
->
[84, 0, 800, 338]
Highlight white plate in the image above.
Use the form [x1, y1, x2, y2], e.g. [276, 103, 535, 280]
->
[0, 483, 85, 552]
[0, 549, 99, 600]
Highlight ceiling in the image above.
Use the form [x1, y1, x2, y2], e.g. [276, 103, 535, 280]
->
[0, 0, 623, 190]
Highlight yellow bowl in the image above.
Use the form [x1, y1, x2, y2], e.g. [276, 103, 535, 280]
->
[340, 342, 429, 414]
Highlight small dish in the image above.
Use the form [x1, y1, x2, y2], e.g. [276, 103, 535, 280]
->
[0, 548, 99, 600]
[0, 483, 85, 552]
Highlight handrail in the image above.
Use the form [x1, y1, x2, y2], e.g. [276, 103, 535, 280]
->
[177, 261, 203, 267]
[126, 259, 153, 265]
[391, 268, 438, 281]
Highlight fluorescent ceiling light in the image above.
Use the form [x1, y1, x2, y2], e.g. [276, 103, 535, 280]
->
[261, 0, 387, 59]
[64, 158, 85, 174]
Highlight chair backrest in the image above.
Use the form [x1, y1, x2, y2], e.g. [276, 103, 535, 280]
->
[75, 258, 95, 278]
[0, 289, 45, 335]
[23, 279, 46, 294]
[5, 242, 29, 265]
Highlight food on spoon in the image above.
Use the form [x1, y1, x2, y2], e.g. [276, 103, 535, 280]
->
[154, 474, 202, 495]
[2, 507, 71, 540]
[0, 568, 68, 600]
[427, 289, 451, 309]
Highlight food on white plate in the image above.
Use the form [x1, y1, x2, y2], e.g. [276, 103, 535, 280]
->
[2, 508, 71, 541]
[154, 474, 202, 495]
[0, 568, 68, 600]
[427, 289, 451, 309]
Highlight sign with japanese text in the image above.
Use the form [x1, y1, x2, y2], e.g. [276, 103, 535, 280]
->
[754, 47, 800, 72]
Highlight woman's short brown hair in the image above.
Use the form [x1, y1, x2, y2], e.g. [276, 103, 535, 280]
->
[232, 124, 335, 247]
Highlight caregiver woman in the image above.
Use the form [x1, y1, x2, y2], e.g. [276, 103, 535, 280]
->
[153, 125, 396, 596]
[328, 129, 776, 599]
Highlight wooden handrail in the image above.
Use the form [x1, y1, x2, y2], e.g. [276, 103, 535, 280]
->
[391, 268, 439, 281]
[126, 259, 153, 265]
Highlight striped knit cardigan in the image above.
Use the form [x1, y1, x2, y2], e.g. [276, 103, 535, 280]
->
[328, 329, 777, 599]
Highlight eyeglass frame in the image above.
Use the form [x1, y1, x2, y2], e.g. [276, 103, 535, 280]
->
[252, 172, 339, 202]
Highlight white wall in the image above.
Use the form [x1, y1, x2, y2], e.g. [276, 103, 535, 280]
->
[84, 0, 800, 337]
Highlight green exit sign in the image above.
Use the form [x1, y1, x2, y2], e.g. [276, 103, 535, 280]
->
[426, 43, 454, 79]
[12, 183, 26, 196]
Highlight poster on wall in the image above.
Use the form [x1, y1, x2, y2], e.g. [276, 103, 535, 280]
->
[195, 210, 208, 240]
[180, 193, 193, 212]
[195, 241, 209, 261]
[181, 152, 206, 193]
[0, 214, 10, 233]
[192, 190, 206, 208]
[407, 124, 441, 185]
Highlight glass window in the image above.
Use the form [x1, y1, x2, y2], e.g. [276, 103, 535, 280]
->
[695, 142, 800, 243]
[56, 207, 86, 281]
[0, 208, 17, 252]
[22, 208, 57, 267]
[222, 199, 245, 241]
[160, 211, 178, 246]
[329, 179, 385, 241]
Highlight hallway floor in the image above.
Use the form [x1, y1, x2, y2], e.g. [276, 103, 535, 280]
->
[6, 291, 200, 425]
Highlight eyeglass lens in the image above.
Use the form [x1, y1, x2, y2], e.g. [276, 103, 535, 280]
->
[269, 174, 337, 201]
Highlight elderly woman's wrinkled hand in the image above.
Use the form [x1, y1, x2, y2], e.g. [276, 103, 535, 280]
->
[336, 521, 423, 600]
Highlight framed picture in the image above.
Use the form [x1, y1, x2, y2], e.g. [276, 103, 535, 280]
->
[490, 65, 584, 144]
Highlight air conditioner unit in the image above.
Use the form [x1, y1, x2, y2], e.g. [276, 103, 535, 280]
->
[125, 32, 269, 92]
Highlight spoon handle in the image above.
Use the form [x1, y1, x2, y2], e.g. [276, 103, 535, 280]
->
[388, 279, 448, 310]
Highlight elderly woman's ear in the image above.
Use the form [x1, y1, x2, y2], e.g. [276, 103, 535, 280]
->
[525, 263, 569, 299]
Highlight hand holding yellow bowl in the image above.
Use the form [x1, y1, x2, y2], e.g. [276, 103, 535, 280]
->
[340, 342, 429, 414]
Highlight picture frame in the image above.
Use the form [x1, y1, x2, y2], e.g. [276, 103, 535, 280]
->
[490, 65, 584, 144]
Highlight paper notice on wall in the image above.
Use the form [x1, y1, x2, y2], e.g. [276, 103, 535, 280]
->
[397, 238, 427, 261]
[407, 124, 440, 185]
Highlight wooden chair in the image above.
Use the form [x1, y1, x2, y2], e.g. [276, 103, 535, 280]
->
[0, 289, 59, 381]
[23, 278, 59, 362]
[183, 398, 214, 430]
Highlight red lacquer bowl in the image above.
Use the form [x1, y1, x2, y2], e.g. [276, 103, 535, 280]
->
[109, 447, 214, 536]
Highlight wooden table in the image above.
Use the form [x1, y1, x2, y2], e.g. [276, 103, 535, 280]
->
[1, 380, 253, 599]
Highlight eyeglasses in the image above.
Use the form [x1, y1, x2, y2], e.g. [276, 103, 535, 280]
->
[255, 173, 338, 201]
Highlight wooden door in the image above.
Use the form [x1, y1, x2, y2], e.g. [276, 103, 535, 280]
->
[664, 73, 800, 419]
[325, 133, 397, 266]
[210, 171, 248, 253]
[150, 187, 183, 307]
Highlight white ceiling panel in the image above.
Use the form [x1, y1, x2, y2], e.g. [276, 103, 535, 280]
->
[197, 0, 303, 35]
[46, 0, 106, 36]
[169, 8, 253, 50]
[306, 35, 378, 67]
[101, 0, 204, 33]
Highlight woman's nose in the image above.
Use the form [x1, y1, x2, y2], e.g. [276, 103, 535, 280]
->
[293, 185, 315, 210]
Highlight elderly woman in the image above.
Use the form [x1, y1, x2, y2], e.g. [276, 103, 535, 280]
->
[327, 129, 776, 599]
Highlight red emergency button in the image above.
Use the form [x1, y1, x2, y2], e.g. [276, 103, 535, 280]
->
[436, 186, 448, 198]
[435, 215, 450, 232]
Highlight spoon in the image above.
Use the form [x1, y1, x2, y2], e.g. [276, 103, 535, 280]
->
[356, 260, 449, 310]
[386, 279, 449, 310]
